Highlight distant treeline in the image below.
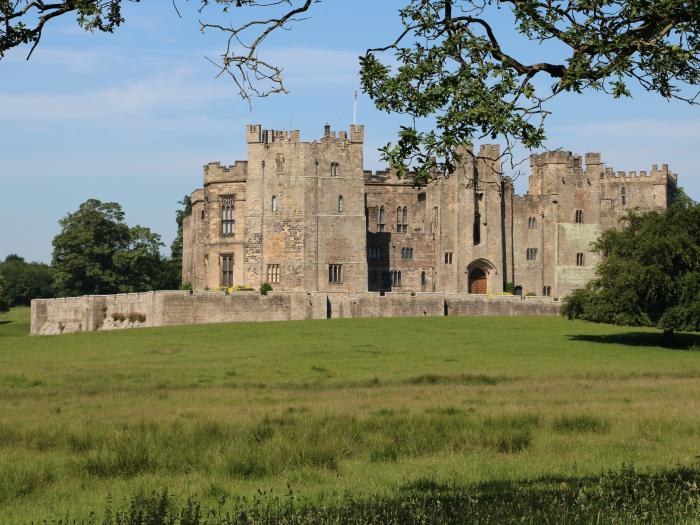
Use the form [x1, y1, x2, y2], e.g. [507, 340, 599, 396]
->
[0, 197, 191, 312]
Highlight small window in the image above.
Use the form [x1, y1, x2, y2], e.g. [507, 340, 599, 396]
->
[526, 248, 538, 261]
[201, 209, 205, 221]
[417, 192, 426, 202]
[368, 247, 382, 260]
[266, 264, 280, 284]
[401, 247, 413, 260]
[221, 196, 235, 236]
[528, 216, 537, 229]
[221, 255, 234, 287]
[329, 264, 343, 283]
[444, 252, 453, 264]
[338, 195, 344, 213]
[575, 210, 584, 224]
[271, 195, 278, 212]
[391, 270, 402, 287]
[378, 206, 385, 232]
[621, 186, 626, 206]
[421, 271, 427, 286]
[330, 162, 340, 177]
[543, 286, 551, 296]
[576, 253, 585, 266]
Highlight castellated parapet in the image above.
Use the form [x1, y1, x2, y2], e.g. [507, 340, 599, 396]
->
[181, 124, 677, 305]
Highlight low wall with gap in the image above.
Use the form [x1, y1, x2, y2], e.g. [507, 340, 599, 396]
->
[30, 291, 561, 335]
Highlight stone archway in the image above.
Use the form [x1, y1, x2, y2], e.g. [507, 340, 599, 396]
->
[466, 259, 497, 295]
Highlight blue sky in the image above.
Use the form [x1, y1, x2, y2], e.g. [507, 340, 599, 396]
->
[1, 1, 698, 263]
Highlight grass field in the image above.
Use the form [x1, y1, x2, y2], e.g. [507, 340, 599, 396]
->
[1, 307, 700, 523]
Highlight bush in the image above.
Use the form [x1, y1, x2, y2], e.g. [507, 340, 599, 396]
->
[180, 282, 192, 291]
[260, 282, 273, 295]
[111, 312, 126, 322]
[504, 282, 515, 294]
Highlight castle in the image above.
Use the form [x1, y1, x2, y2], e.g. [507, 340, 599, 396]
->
[182, 124, 678, 298]
[30, 123, 679, 335]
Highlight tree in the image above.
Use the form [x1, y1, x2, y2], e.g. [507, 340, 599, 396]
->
[562, 191, 700, 342]
[169, 195, 192, 274]
[0, 272, 10, 312]
[0, 254, 54, 306]
[52, 199, 172, 296]
[2, 1, 699, 184]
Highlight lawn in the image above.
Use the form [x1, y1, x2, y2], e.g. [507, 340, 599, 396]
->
[1, 306, 699, 522]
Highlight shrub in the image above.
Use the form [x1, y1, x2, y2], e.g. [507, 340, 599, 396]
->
[180, 282, 192, 291]
[504, 282, 515, 294]
[111, 312, 125, 322]
[260, 282, 273, 295]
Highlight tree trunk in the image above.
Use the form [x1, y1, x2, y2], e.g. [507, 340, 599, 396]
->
[662, 328, 674, 346]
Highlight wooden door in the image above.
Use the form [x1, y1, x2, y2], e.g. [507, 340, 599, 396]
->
[469, 268, 487, 294]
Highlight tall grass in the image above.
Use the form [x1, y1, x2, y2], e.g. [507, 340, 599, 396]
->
[37, 466, 700, 524]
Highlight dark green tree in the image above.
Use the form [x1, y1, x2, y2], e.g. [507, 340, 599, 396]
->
[169, 195, 193, 274]
[0, 254, 54, 306]
[0, 272, 10, 312]
[3, 1, 699, 183]
[562, 191, 700, 342]
[52, 199, 172, 296]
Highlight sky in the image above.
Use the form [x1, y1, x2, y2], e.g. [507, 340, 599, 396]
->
[1, 1, 698, 263]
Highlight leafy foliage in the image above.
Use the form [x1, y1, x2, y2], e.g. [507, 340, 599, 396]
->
[51, 199, 174, 296]
[0, 272, 10, 312]
[3, 1, 699, 185]
[0, 254, 53, 306]
[562, 191, 700, 335]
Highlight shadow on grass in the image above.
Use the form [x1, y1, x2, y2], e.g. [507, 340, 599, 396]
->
[568, 331, 700, 350]
[0, 320, 11, 326]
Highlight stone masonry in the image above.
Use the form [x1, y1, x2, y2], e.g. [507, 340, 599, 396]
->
[183, 124, 678, 299]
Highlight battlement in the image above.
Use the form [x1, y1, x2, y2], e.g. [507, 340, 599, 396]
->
[246, 123, 364, 146]
[363, 168, 416, 184]
[478, 144, 501, 159]
[203, 160, 248, 185]
[601, 163, 678, 184]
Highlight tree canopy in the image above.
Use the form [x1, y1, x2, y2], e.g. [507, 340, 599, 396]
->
[0, 272, 10, 312]
[2, 1, 699, 184]
[51, 199, 175, 296]
[562, 192, 700, 339]
[0, 254, 54, 306]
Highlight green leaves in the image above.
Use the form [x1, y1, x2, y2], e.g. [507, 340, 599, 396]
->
[51, 199, 172, 297]
[562, 191, 700, 334]
[359, 0, 700, 185]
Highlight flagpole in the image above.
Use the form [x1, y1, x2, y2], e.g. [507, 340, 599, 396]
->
[353, 90, 357, 125]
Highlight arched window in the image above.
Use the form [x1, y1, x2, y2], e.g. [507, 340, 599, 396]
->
[331, 162, 340, 177]
[378, 206, 385, 232]
[575, 210, 584, 224]
[528, 216, 537, 229]
[396, 206, 408, 232]
[338, 195, 344, 213]
[576, 252, 585, 266]
[271, 195, 278, 212]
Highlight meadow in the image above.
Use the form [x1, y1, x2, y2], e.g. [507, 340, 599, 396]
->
[1, 306, 700, 523]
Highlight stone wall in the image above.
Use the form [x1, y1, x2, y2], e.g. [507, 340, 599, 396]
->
[31, 291, 561, 335]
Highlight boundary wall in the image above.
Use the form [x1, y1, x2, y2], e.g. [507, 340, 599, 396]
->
[30, 291, 560, 335]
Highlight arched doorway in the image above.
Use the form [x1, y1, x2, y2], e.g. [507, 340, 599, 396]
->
[468, 268, 488, 294]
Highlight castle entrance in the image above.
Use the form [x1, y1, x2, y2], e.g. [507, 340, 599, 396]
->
[468, 268, 487, 294]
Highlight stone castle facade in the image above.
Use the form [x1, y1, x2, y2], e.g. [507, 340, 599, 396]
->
[182, 124, 678, 298]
